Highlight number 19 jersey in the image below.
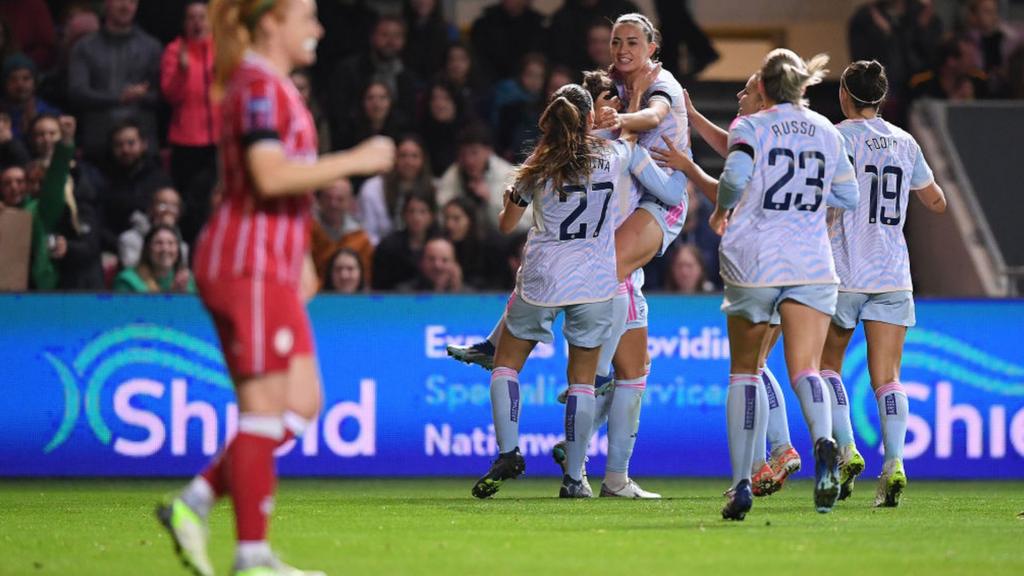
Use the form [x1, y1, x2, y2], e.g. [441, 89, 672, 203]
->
[720, 103, 854, 288]
[516, 140, 633, 307]
[832, 118, 934, 293]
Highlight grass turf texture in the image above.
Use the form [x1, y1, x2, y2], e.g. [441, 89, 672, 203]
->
[0, 479, 1021, 575]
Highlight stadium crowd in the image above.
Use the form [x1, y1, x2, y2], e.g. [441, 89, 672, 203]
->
[0, 0, 1018, 296]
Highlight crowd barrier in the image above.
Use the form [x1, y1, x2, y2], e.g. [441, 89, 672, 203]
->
[1, 294, 1022, 479]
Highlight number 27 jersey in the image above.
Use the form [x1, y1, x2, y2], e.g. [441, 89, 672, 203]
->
[832, 118, 934, 293]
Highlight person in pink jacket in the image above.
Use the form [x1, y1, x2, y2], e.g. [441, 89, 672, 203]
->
[160, 0, 220, 245]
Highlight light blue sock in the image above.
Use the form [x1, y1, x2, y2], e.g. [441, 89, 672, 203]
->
[606, 376, 645, 476]
[727, 375, 762, 488]
[752, 373, 770, 469]
[564, 384, 596, 481]
[762, 366, 793, 451]
[490, 367, 521, 453]
[793, 371, 832, 442]
[875, 381, 909, 462]
[822, 370, 855, 447]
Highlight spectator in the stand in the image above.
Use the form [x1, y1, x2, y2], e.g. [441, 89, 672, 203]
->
[402, 0, 457, 82]
[496, 58, 564, 162]
[161, 0, 219, 246]
[439, 42, 491, 120]
[547, 0, 638, 71]
[118, 186, 188, 269]
[113, 223, 195, 293]
[398, 236, 464, 293]
[442, 197, 506, 290]
[29, 113, 105, 289]
[470, 0, 545, 82]
[420, 81, 468, 177]
[98, 119, 173, 253]
[313, 0, 378, 97]
[910, 36, 990, 101]
[333, 79, 409, 152]
[3, 54, 60, 139]
[655, 0, 719, 78]
[584, 20, 614, 70]
[291, 69, 331, 153]
[372, 190, 439, 290]
[0, 0, 55, 70]
[35, 6, 100, 112]
[437, 124, 519, 233]
[0, 111, 29, 167]
[311, 177, 374, 286]
[848, 0, 943, 123]
[322, 247, 366, 294]
[327, 15, 418, 148]
[663, 243, 715, 294]
[491, 52, 546, 128]
[68, 0, 161, 161]
[960, 0, 1019, 95]
[358, 134, 435, 245]
[0, 163, 24, 206]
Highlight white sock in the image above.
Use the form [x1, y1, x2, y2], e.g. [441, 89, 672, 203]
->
[822, 370, 855, 447]
[726, 374, 762, 488]
[564, 384, 596, 481]
[751, 372, 770, 469]
[592, 381, 613, 431]
[875, 381, 909, 462]
[606, 376, 645, 484]
[793, 371, 832, 442]
[235, 541, 272, 569]
[490, 367, 521, 453]
[486, 310, 506, 347]
[180, 476, 215, 519]
[761, 366, 792, 451]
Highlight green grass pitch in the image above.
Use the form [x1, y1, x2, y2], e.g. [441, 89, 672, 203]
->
[1, 478, 1022, 575]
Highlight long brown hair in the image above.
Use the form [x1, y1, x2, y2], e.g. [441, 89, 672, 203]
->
[515, 84, 605, 198]
[209, 0, 289, 97]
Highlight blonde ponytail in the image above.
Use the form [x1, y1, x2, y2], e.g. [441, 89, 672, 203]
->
[761, 48, 829, 107]
[209, 0, 288, 99]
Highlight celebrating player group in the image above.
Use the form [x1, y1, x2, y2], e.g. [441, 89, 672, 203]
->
[153, 2, 947, 575]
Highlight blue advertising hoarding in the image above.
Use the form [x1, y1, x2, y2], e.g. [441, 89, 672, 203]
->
[1, 294, 1022, 479]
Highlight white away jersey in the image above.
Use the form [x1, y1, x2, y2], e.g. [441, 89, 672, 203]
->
[516, 140, 636, 306]
[832, 117, 934, 292]
[719, 103, 855, 287]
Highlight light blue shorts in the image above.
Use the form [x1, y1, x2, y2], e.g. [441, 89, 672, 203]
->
[624, 268, 648, 331]
[505, 294, 615, 349]
[832, 290, 916, 329]
[722, 283, 839, 324]
[639, 195, 686, 257]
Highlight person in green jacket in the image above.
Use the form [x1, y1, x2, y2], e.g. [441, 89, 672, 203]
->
[113, 223, 195, 293]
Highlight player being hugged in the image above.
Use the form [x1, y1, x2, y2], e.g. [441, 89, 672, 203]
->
[820, 60, 946, 508]
[156, 1, 394, 575]
[712, 49, 859, 520]
[470, 84, 686, 500]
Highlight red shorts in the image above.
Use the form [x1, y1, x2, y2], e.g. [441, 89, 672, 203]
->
[198, 277, 315, 378]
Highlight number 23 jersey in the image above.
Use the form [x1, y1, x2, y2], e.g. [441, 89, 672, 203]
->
[832, 117, 934, 293]
[720, 103, 855, 288]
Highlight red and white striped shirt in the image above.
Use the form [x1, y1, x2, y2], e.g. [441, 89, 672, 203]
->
[194, 52, 318, 289]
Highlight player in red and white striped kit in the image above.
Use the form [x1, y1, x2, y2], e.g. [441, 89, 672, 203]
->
[156, 1, 393, 575]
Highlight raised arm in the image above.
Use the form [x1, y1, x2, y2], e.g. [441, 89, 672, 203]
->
[685, 90, 729, 158]
[650, 134, 718, 203]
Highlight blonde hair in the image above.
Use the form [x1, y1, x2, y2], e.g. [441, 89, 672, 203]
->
[209, 0, 289, 98]
[516, 84, 605, 198]
[760, 48, 829, 107]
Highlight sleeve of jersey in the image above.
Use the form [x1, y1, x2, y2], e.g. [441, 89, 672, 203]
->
[240, 79, 285, 148]
[827, 137, 860, 211]
[910, 144, 935, 190]
[646, 78, 675, 108]
[628, 143, 685, 207]
[716, 118, 757, 210]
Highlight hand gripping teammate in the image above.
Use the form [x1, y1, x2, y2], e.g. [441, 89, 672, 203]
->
[652, 77, 803, 497]
[156, 1, 394, 575]
[470, 84, 687, 499]
[822, 60, 946, 507]
[710, 49, 859, 519]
